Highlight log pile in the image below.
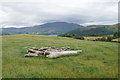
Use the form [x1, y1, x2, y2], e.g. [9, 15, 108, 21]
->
[24, 47, 82, 58]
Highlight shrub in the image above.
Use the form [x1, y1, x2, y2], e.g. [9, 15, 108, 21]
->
[113, 32, 120, 38]
[95, 36, 113, 42]
[100, 37, 106, 41]
[59, 34, 84, 40]
[95, 37, 106, 41]
[59, 34, 75, 37]
[74, 36, 84, 40]
[106, 36, 113, 42]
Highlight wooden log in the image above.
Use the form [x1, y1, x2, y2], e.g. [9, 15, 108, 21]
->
[24, 53, 38, 57]
[25, 47, 82, 58]
[27, 49, 43, 55]
[27, 49, 36, 53]
[38, 47, 50, 51]
[34, 51, 43, 55]
[30, 47, 70, 51]
[61, 47, 70, 51]
[30, 47, 39, 50]
[46, 50, 82, 58]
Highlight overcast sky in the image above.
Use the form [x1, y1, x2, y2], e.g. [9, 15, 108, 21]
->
[0, 0, 119, 28]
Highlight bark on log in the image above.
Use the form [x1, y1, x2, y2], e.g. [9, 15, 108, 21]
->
[34, 51, 43, 55]
[27, 49, 37, 53]
[46, 50, 82, 58]
[30, 47, 39, 50]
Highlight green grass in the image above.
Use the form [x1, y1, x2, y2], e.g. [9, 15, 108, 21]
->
[0, 36, 2, 79]
[2, 34, 118, 78]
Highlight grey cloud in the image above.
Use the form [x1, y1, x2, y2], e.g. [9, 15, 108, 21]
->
[0, 0, 119, 28]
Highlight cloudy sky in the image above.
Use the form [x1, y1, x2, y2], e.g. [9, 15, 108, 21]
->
[0, 0, 119, 28]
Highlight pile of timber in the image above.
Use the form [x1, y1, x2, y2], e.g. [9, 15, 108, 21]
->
[24, 47, 82, 58]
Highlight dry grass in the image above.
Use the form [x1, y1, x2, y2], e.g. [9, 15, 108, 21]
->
[112, 38, 120, 41]
[84, 36, 103, 40]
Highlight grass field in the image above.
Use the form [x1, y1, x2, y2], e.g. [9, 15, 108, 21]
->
[0, 36, 2, 79]
[84, 36, 103, 40]
[112, 38, 120, 41]
[2, 34, 118, 78]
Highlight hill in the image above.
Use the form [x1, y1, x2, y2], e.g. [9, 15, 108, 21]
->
[2, 34, 118, 78]
[2, 22, 83, 35]
[66, 24, 118, 36]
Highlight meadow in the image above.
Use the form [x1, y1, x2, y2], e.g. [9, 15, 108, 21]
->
[84, 36, 103, 40]
[2, 34, 118, 78]
[84, 36, 119, 41]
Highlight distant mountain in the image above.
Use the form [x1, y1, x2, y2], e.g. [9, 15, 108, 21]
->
[66, 24, 118, 36]
[2, 22, 83, 35]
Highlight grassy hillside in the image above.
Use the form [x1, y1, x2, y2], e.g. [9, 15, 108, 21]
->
[66, 24, 118, 36]
[0, 36, 2, 79]
[2, 34, 118, 78]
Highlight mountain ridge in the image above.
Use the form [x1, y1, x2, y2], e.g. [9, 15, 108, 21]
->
[2, 22, 84, 35]
[65, 23, 118, 36]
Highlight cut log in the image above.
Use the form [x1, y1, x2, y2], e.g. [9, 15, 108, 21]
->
[27, 49, 37, 53]
[25, 47, 82, 58]
[38, 47, 49, 51]
[61, 47, 70, 51]
[46, 50, 82, 58]
[24, 53, 38, 57]
[30, 47, 39, 50]
[34, 51, 43, 55]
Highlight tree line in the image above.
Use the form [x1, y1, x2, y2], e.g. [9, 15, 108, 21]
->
[59, 34, 84, 40]
[59, 32, 120, 42]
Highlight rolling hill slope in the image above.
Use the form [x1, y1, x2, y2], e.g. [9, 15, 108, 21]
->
[2, 22, 83, 35]
[66, 24, 118, 36]
[2, 34, 118, 78]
